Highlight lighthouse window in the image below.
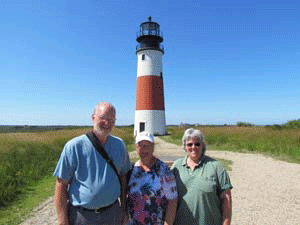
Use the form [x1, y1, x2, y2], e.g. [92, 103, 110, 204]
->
[142, 54, 145, 60]
[139, 122, 145, 132]
[160, 72, 163, 79]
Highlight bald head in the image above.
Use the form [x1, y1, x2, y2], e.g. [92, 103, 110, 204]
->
[93, 102, 116, 116]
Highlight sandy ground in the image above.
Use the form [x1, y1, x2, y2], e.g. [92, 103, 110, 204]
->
[20, 137, 300, 225]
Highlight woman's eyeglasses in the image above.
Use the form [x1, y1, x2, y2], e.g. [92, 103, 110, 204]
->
[186, 142, 201, 147]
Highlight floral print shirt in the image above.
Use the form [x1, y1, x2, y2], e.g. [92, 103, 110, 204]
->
[127, 158, 177, 225]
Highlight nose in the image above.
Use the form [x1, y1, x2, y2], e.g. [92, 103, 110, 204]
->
[191, 144, 197, 149]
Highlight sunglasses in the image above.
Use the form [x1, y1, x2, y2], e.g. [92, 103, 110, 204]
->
[186, 142, 201, 147]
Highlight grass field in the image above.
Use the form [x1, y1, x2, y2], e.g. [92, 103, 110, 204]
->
[164, 126, 300, 163]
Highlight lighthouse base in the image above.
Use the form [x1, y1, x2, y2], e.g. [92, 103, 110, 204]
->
[134, 110, 166, 136]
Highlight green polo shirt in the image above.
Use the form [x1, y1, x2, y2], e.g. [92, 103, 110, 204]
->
[171, 155, 232, 225]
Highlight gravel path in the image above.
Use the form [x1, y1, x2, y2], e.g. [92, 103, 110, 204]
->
[21, 137, 300, 225]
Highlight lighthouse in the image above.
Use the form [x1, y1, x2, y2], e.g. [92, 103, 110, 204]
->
[134, 17, 166, 136]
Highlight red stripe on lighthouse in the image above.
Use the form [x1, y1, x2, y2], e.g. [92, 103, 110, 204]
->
[136, 75, 165, 110]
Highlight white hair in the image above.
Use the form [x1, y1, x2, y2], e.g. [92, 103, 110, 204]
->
[182, 128, 207, 153]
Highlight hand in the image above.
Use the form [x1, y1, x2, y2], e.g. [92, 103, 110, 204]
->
[57, 218, 69, 225]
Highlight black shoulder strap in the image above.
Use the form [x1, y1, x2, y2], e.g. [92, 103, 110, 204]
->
[86, 131, 122, 187]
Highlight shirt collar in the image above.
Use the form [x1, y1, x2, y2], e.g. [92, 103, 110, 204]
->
[182, 155, 207, 167]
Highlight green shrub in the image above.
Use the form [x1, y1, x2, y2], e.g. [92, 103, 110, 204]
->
[236, 122, 255, 127]
[283, 119, 300, 128]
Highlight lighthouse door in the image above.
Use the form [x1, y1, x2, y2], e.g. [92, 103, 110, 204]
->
[139, 122, 145, 132]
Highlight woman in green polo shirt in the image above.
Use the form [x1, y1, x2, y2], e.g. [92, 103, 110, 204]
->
[171, 128, 233, 225]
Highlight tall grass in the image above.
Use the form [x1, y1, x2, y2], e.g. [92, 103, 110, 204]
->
[0, 128, 89, 207]
[113, 126, 135, 151]
[166, 126, 300, 163]
[0, 127, 134, 208]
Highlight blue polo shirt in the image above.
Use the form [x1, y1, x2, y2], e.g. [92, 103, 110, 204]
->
[53, 134, 131, 209]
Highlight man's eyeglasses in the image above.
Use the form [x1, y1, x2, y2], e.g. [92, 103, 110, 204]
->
[186, 142, 201, 147]
[99, 117, 116, 123]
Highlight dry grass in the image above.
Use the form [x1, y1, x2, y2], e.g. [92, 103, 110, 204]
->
[0, 126, 135, 153]
[0, 128, 90, 146]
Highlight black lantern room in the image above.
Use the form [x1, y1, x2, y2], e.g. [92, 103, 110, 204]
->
[136, 17, 164, 54]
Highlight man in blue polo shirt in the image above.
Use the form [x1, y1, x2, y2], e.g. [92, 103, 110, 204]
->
[54, 102, 131, 225]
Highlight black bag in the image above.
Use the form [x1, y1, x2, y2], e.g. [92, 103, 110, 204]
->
[127, 164, 133, 183]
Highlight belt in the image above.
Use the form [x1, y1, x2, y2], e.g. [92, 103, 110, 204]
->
[72, 199, 119, 213]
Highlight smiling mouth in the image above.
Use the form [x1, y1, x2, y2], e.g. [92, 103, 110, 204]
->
[190, 151, 199, 154]
[101, 125, 112, 129]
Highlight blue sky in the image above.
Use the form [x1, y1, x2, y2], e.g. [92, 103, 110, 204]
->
[0, 0, 299, 126]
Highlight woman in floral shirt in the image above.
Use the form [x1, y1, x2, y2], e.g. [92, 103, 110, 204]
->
[127, 131, 177, 225]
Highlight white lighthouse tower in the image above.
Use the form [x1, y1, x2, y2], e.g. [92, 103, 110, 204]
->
[134, 17, 166, 136]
